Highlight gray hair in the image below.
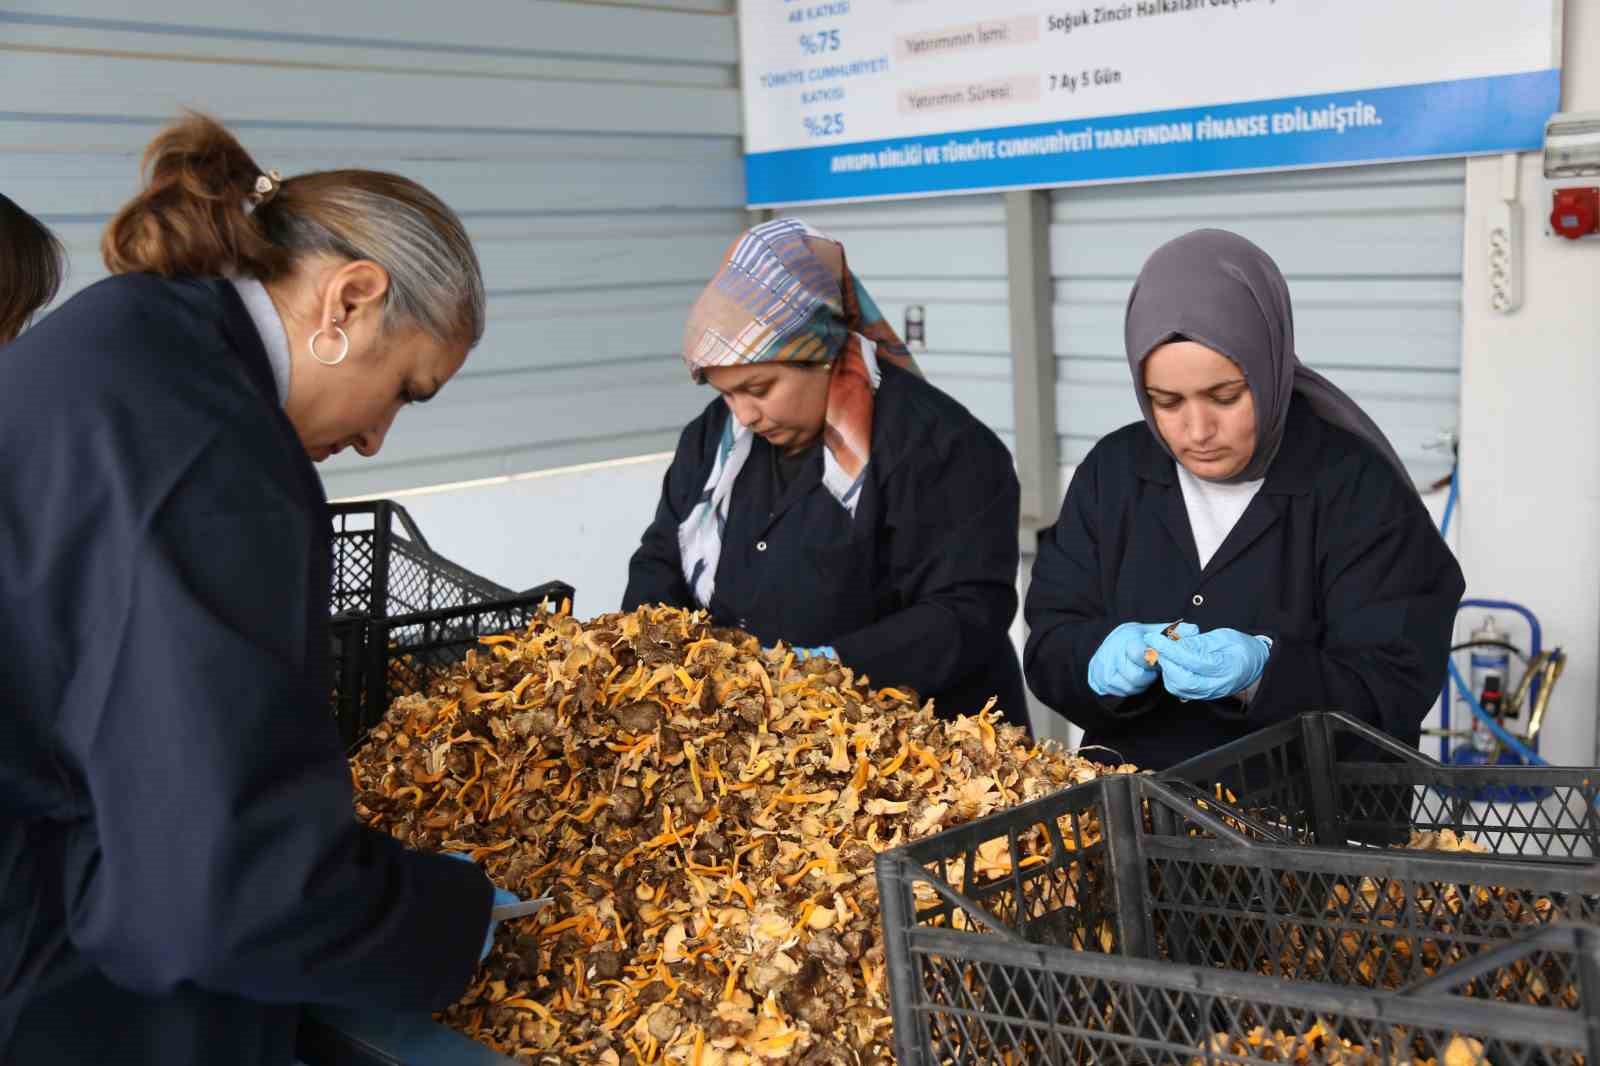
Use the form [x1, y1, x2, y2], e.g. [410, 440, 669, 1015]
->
[104, 114, 486, 347]
[259, 171, 486, 347]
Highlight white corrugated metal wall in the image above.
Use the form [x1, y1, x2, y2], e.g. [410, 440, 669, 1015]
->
[0, 0, 743, 500]
[1051, 160, 1465, 492]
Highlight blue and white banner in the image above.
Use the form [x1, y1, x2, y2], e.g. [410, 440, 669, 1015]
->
[738, 1, 1562, 206]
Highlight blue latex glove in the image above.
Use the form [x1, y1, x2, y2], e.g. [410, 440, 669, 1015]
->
[1146, 627, 1272, 701]
[444, 851, 520, 961]
[1088, 622, 1196, 698]
[793, 646, 838, 662]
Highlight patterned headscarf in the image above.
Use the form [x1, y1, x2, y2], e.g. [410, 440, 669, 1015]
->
[677, 217, 918, 608]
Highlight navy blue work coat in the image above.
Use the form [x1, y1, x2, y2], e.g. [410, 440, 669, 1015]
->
[624, 362, 1029, 727]
[1024, 399, 1465, 770]
[0, 275, 489, 1066]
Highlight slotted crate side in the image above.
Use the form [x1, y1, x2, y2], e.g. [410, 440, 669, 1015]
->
[878, 773, 1195, 1065]
[887, 773, 1600, 999]
[1140, 827, 1600, 1005]
[382, 538, 512, 618]
[878, 774, 1600, 1065]
[330, 500, 513, 618]
[1139, 777, 1600, 1005]
[330, 501, 405, 616]
[1161, 712, 1600, 858]
[372, 583, 575, 704]
[1157, 714, 1405, 847]
[326, 500, 575, 751]
[878, 767, 1133, 955]
[896, 925, 1597, 1066]
[1336, 761, 1600, 861]
[335, 584, 576, 752]
[329, 529, 378, 616]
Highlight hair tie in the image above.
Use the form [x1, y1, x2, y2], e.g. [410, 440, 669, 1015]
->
[248, 169, 282, 207]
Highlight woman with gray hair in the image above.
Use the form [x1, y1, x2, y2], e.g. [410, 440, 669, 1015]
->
[1024, 229, 1463, 771]
[0, 114, 507, 1065]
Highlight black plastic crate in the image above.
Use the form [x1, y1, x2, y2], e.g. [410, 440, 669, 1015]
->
[877, 773, 1600, 1065]
[331, 500, 513, 617]
[326, 500, 574, 751]
[297, 1006, 518, 1066]
[331, 587, 572, 752]
[1160, 712, 1600, 859]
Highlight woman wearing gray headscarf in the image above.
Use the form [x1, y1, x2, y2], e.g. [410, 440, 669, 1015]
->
[1024, 229, 1463, 770]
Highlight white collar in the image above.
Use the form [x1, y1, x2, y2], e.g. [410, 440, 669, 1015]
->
[227, 276, 291, 408]
[1174, 462, 1265, 497]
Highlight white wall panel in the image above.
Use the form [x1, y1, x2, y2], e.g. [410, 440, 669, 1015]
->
[0, 0, 742, 499]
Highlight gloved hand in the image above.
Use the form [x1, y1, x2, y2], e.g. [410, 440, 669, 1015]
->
[1087, 622, 1196, 698]
[1146, 627, 1272, 701]
[793, 646, 838, 662]
[444, 851, 521, 961]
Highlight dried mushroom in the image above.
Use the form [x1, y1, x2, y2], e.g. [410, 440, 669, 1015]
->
[1191, 1024, 1489, 1066]
[350, 605, 1134, 1064]
[1144, 621, 1185, 667]
[1405, 828, 1488, 855]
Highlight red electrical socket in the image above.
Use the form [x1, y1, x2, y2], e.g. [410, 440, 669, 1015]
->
[1550, 187, 1600, 240]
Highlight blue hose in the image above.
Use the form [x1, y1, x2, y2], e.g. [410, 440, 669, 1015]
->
[1439, 464, 1459, 539]
[1446, 657, 1547, 766]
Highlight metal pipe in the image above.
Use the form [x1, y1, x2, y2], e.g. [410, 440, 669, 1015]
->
[1527, 651, 1566, 742]
[1505, 650, 1548, 719]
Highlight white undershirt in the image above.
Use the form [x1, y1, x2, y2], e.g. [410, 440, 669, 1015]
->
[1174, 462, 1264, 569]
[228, 276, 291, 408]
[1174, 461, 1269, 702]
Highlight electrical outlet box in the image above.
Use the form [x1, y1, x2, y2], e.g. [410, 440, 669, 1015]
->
[1550, 186, 1600, 240]
[1542, 112, 1600, 241]
[903, 304, 927, 350]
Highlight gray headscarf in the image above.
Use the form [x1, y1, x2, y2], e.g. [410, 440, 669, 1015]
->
[1124, 228, 1410, 486]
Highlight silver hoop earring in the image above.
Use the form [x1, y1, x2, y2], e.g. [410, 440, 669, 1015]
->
[309, 326, 350, 367]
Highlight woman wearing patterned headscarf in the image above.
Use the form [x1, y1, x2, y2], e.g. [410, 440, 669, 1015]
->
[1024, 229, 1463, 770]
[625, 218, 1028, 727]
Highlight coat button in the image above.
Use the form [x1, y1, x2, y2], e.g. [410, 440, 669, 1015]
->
[1192, 593, 1204, 607]
[756, 541, 768, 552]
